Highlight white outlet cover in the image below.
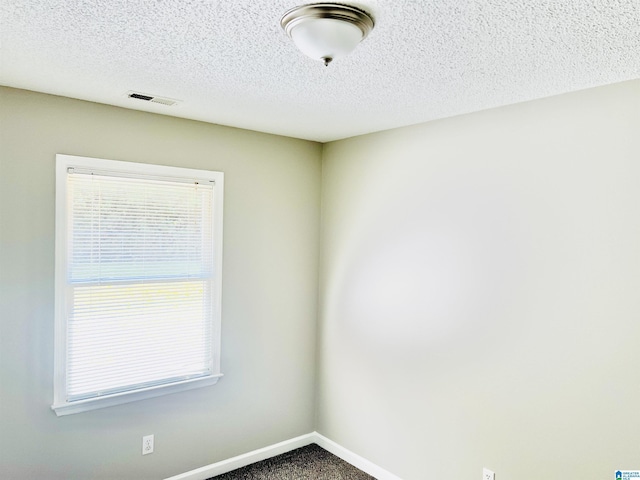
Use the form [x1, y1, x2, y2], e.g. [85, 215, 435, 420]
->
[142, 434, 154, 455]
[483, 467, 495, 480]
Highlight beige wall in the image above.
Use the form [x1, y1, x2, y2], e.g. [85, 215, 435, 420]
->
[318, 80, 640, 479]
[0, 87, 322, 479]
[3, 80, 640, 480]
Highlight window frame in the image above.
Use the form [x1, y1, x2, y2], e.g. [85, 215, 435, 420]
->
[52, 154, 224, 416]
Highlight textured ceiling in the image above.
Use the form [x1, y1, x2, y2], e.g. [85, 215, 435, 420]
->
[1, 0, 639, 142]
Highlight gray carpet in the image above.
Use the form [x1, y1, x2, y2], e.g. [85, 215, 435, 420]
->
[208, 443, 375, 479]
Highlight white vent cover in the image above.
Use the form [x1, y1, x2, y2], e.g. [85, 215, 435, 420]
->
[126, 91, 181, 106]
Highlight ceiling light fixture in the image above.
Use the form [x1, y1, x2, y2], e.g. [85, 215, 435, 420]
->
[281, 3, 375, 66]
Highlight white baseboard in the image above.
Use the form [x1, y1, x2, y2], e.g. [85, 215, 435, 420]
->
[313, 433, 402, 480]
[164, 433, 316, 480]
[164, 431, 402, 480]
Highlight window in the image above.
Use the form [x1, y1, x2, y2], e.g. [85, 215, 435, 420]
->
[52, 155, 224, 416]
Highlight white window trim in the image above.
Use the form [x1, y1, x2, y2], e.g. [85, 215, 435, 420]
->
[52, 154, 224, 416]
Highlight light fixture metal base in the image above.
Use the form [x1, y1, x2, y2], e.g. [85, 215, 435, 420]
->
[281, 3, 375, 40]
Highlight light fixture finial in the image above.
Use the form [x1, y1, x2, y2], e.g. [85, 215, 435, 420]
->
[281, 3, 375, 65]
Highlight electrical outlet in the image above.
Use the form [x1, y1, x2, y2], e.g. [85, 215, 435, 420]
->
[142, 434, 154, 455]
[483, 468, 495, 480]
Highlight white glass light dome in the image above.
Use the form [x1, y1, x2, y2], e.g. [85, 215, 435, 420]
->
[281, 3, 375, 66]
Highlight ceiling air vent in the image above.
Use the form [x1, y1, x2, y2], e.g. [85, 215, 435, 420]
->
[126, 91, 180, 107]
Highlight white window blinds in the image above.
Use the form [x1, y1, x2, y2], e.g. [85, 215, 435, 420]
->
[53, 155, 224, 415]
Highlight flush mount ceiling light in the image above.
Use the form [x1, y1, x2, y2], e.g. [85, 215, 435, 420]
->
[281, 3, 375, 66]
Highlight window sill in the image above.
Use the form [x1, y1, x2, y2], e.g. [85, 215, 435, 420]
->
[51, 373, 223, 416]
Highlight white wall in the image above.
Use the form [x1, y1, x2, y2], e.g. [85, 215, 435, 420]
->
[0, 87, 322, 479]
[318, 80, 640, 479]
